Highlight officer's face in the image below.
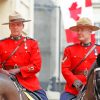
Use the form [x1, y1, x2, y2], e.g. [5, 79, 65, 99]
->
[9, 21, 24, 36]
[77, 28, 92, 42]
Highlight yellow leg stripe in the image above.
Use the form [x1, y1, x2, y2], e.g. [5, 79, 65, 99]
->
[24, 91, 34, 100]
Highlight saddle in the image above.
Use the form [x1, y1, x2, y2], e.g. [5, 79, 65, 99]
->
[10, 74, 42, 100]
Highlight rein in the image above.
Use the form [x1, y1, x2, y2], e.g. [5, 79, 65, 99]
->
[9, 74, 24, 100]
[94, 68, 100, 100]
[77, 62, 97, 100]
[9, 74, 42, 100]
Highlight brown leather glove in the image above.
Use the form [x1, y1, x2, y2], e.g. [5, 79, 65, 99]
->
[8, 68, 20, 75]
[73, 80, 83, 90]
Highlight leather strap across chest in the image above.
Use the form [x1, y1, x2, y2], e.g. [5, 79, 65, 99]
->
[72, 45, 97, 73]
[1, 37, 26, 69]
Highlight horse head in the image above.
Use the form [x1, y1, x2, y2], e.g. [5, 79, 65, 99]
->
[77, 54, 100, 100]
[93, 54, 100, 100]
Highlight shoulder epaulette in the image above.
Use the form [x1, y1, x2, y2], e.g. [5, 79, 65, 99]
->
[25, 37, 36, 41]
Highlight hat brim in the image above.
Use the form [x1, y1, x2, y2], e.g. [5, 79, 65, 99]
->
[2, 19, 31, 25]
[70, 25, 100, 32]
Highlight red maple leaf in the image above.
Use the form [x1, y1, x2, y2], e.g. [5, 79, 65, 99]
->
[69, 2, 82, 21]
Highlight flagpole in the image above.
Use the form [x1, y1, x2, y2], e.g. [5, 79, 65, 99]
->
[58, 6, 61, 92]
[50, 5, 62, 92]
[55, 1, 62, 92]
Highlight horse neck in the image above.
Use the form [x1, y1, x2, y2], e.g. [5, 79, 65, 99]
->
[83, 71, 96, 100]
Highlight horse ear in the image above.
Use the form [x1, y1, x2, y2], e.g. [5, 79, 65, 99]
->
[96, 54, 100, 66]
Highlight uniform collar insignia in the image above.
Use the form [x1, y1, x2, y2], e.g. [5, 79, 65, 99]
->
[81, 42, 92, 46]
[10, 35, 22, 40]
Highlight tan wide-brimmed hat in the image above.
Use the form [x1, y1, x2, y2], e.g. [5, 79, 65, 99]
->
[2, 11, 31, 25]
[70, 17, 100, 32]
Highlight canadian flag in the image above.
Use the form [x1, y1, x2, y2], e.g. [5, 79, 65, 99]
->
[60, 0, 95, 43]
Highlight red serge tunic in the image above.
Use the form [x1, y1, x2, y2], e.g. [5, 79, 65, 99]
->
[0, 36, 42, 91]
[62, 43, 100, 95]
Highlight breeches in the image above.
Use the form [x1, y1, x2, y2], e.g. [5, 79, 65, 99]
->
[60, 91, 76, 100]
[26, 89, 48, 100]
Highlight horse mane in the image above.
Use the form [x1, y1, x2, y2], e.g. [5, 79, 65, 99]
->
[87, 53, 100, 83]
[87, 61, 97, 83]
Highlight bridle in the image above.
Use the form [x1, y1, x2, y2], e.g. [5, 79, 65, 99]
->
[77, 62, 100, 100]
[94, 68, 100, 100]
[76, 84, 87, 100]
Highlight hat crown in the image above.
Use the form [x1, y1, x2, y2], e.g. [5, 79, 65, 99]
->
[2, 11, 31, 25]
[69, 17, 100, 32]
[9, 11, 24, 21]
[77, 18, 92, 26]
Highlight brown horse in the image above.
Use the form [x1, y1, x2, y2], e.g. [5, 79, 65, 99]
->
[77, 54, 100, 100]
[0, 73, 29, 100]
[0, 73, 41, 100]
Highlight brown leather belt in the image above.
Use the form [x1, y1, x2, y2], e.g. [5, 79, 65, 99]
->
[3, 65, 19, 70]
[73, 70, 88, 77]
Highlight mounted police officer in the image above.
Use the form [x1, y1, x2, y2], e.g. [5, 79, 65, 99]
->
[60, 17, 100, 100]
[0, 11, 48, 100]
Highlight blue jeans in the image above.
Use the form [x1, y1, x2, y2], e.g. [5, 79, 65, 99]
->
[60, 91, 76, 100]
